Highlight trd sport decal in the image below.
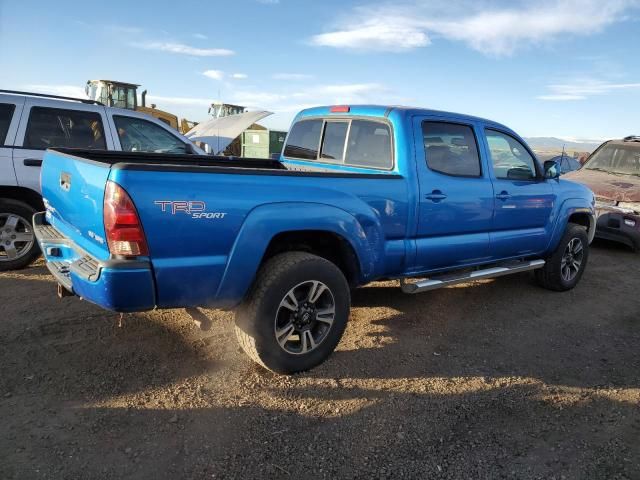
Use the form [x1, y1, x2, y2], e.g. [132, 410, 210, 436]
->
[154, 200, 227, 219]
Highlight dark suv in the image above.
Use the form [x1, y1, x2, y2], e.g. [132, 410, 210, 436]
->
[564, 136, 640, 250]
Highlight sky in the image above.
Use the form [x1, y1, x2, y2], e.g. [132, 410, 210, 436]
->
[1, 0, 639, 140]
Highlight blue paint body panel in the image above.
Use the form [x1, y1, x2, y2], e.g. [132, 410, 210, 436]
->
[36, 105, 595, 313]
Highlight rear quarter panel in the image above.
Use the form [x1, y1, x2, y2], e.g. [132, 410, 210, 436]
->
[110, 167, 410, 308]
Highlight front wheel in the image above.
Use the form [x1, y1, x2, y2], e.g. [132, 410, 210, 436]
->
[535, 223, 589, 291]
[234, 252, 351, 374]
[0, 199, 40, 271]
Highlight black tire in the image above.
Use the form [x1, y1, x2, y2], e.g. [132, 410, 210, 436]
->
[0, 199, 40, 271]
[535, 223, 589, 291]
[234, 251, 350, 374]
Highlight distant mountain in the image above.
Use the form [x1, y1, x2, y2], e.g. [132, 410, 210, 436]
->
[524, 137, 602, 153]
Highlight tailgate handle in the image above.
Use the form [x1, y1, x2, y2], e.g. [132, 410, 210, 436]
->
[60, 172, 71, 191]
[23, 158, 43, 167]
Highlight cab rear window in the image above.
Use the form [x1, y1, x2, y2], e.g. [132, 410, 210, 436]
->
[345, 120, 392, 169]
[283, 119, 322, 160]
[283, 117, 392, 169]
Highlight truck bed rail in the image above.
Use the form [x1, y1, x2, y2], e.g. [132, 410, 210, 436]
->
[49, 148, 287, 170]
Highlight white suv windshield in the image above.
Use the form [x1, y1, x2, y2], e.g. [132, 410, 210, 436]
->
[114, 115, 188, 154]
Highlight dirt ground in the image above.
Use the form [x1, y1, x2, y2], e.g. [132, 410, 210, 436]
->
[1, 240, 639, 479]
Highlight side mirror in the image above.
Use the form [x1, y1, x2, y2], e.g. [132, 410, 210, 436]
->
[544, 160, 560, 179]
[507, 166, 535, 180]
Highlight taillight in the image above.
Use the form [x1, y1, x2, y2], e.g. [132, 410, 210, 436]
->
[103, 181, 149, 257]
[330, 105, 350, 113]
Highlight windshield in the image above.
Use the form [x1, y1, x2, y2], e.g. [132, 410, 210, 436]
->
[584, 143, 640, 176]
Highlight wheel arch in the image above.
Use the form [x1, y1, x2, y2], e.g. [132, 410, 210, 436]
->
[568, 210, 596, 243]
[260, 230, 361, 287]
[215, 202, 383, 308]
[547, 200, 596, 253]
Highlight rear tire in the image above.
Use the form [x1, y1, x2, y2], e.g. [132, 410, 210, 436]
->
[0, 199, 40, 271]
[535, 223, 589, 291]
[234, 252, 350, 374]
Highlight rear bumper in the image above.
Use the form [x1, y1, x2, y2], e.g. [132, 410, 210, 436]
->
[595, 209, 640, 250]
[33, 212, 156, 312]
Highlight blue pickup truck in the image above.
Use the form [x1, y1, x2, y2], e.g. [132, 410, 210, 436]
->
[33, 105, 596, 373]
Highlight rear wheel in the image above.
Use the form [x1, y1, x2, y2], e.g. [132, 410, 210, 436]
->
[234, 252, 350, 374]
[0, 199, 39, 271]
[535, 223, 589, 291]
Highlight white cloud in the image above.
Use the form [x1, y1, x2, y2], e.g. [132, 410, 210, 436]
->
[131, 41, 234, 57]
[229, 82, 389, 111]
[230, 91, 287, 106]
[310, 0, 640, 56]
[203, 71, 248, 81]
[227, 82, 405, 129]
[145, 95, 211, 107]
[202, 69, 225, 80]
[23, 84, 87, 98]
[312, 19, 430, 51]
[538, 79, 640, 100]
[272, 73, 314, 81]
[192, 33, 208, 40]
[537, 95, 586, 101]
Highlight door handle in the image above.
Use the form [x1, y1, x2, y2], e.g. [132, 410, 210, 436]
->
[425, 190, 447, 202]
[496, 191, 511, 200]
[23, 158, 43, 167]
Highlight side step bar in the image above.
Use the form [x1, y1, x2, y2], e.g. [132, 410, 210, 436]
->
[400, 259, 545, 294]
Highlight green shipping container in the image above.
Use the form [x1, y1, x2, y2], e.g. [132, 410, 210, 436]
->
[269, 130, 288, 157]
[241, 129, 270, 158]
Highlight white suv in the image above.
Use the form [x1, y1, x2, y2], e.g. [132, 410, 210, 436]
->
[0, 90, 204, 270]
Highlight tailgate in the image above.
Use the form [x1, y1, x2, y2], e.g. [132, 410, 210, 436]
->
[40, 149, 111, 261]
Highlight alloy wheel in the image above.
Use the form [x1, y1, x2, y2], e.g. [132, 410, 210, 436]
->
[274, 280, 336, 355]
[561, 237, 584, 282]
[0, 214, 35, 262]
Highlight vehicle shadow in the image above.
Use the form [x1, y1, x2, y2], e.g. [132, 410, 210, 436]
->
[2, 382, 638, 479]
[322, 268, 639, 388]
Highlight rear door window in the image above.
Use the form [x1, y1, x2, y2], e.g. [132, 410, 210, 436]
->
[0, 103, 16, 145]
[422, 121, 481, 176]
[283, 119, 322, 160]
[24, 107, 106, 150]
[113, 115, 188, 154]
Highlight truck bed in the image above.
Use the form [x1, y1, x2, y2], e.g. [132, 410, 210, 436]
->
[50, 148, 287, 170]
[37, 147, 408, 310]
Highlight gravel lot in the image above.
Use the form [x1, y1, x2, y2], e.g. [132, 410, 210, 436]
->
[1, 240, 639, 479]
